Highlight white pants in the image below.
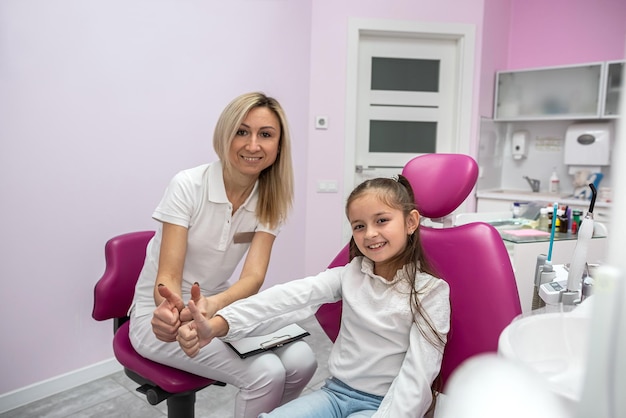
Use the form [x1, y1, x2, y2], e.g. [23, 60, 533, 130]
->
[130, 311, 318, 418]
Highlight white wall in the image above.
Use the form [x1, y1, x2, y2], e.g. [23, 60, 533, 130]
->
[0, 0, 312, 399]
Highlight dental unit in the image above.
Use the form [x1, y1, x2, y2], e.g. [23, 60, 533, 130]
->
[531, 202, 559, 310]
[538, 184, 597, 306]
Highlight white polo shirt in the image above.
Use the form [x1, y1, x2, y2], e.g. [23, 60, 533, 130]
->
[132, 161, 280, 317]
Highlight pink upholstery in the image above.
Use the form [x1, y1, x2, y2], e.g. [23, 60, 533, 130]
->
[92, 231, 218, 415]
[113, 321, 211, 393]
[314, 245, 349, 342]
[314, 154, 522, 390]
[419, 224, 521, 387]
[93, 231, 156, 321]
[402, 153, 479, 220]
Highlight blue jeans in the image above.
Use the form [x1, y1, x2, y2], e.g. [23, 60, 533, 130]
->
[259, 377, 383, 418]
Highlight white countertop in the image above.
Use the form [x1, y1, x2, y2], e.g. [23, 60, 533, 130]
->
[475, 189, 612, 209]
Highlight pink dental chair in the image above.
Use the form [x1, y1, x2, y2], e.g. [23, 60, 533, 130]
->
[92, 230, 225, 418]
[315, 153, 522, 389]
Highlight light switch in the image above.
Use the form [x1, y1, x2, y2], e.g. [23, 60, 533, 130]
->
[317, 180, 338, 193]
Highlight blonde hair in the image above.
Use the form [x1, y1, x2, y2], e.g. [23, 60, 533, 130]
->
[213, 92, 294, 229]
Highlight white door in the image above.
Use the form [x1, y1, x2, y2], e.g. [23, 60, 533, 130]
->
[355, 34, 458, 184]
[343, 19, 475, 240]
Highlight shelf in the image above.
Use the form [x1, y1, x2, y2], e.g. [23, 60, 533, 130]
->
[475, 189, 612, 209]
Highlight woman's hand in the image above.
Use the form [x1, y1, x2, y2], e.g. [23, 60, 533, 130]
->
[177, 299, 217, 358]
[151, 284, 185, 342]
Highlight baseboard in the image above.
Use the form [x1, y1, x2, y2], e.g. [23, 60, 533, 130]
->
[0, 358, 123, 414]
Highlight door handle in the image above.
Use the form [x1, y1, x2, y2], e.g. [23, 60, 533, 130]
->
[355, 165, 403, 173]
[355, 165, 376, 173]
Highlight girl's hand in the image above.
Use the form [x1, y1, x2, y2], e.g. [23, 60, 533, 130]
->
[179, 283, 220, 324]
[151, 285, 185, 342]
[177, 299, 215, 357]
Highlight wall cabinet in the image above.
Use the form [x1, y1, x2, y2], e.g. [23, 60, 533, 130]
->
[494, 60, 624, 121]
[603, 60, 624, 118]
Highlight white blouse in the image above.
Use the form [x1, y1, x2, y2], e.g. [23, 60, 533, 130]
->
[218, 256, 450, 417]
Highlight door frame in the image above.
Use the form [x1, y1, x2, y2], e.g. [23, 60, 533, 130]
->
[343, 18, 476, 199]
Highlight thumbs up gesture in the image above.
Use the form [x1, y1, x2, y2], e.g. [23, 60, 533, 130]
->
[151, 284, 185, 342]
[176, 283, 230, 357]
[180, 282, 219, 323]
[179, 282, 205, 323]
[177, 299, 217, 358]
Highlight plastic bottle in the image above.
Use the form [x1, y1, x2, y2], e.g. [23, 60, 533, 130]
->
[571, 210, 582, 234]
[558, 208, 568, 233]
[547, 210, 553, 231]
[538, 207, 550, 231]
[549, 168, 560, 194]
[512, 202, 521, 218]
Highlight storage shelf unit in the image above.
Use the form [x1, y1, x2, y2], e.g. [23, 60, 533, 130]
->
[494, 61, 623, 121]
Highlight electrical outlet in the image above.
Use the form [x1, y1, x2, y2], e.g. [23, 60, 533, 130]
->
[315, 116, 328, 130]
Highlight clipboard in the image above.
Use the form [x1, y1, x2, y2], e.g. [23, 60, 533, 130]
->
[225, 324, 310, 359]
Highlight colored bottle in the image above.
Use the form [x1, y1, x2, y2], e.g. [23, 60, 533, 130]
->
[558, 208, 568, 233]
[555, 209, 562, 231]
[571, 210, 583, 234]
[548, 210, 553, 231]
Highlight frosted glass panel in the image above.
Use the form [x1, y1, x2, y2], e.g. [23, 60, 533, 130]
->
[371, 57, 440, 92]
[604, 62, 623, 116]
[495, 64, 602, 120]
[369, 120, 437, 153]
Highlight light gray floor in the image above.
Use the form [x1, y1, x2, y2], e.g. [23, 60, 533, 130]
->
[2, 316, 333, 418]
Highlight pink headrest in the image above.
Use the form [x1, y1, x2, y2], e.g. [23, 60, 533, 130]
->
[401, 154, 478, 219]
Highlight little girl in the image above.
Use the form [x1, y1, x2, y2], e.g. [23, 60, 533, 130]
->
[175, 175, 450, 417]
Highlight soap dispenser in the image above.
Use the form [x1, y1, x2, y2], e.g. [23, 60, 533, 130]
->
[549, 168, 560, 194]
[511, 130, 529, 160]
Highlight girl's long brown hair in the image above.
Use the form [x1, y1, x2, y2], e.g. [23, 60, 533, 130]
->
[346, 175, 446, 411]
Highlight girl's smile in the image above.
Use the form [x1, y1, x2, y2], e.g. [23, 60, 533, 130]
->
[348, 193, 418, 279]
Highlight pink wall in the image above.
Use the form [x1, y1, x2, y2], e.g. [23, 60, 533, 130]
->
[1, 0, 625, 408]
[0, 0, 312, 398]
[508, 0, 626, 68]
[477, 0, 626, 118]
[304, 0, 486, 275]
[479, 0, 513, 117]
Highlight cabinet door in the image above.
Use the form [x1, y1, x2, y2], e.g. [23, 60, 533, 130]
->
[602, 60, 624, 118]
[476, 198, 515, 213]
[494, 63, 603, 121]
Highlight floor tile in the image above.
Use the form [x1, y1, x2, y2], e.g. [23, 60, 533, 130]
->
[1, 316, 334, 418]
